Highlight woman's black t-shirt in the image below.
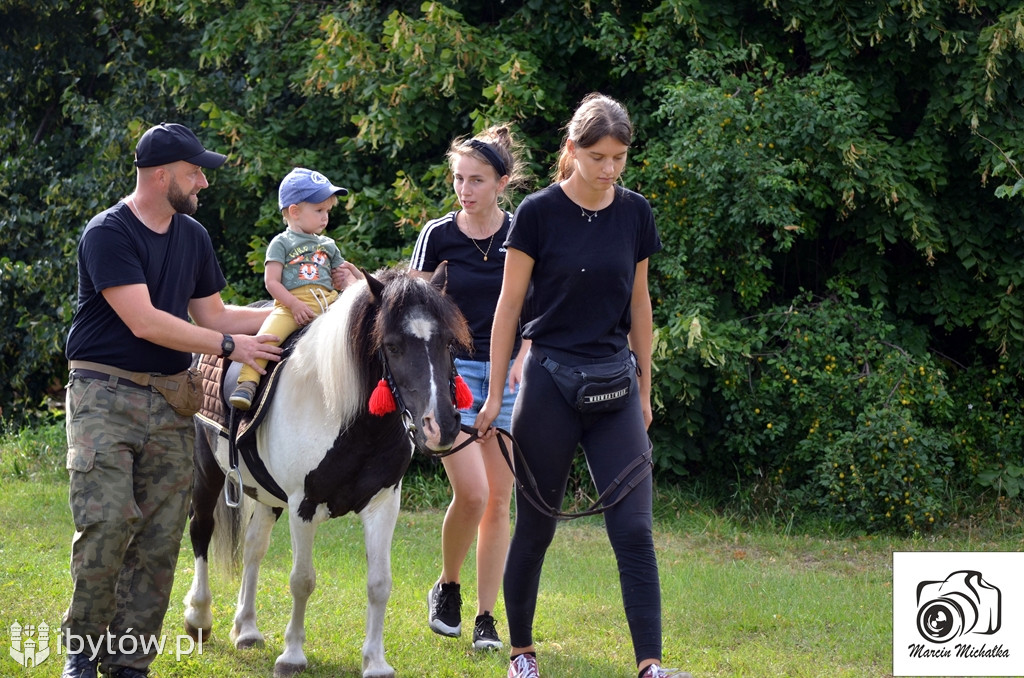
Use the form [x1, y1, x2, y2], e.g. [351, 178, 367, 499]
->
[506, 183, 661, 359]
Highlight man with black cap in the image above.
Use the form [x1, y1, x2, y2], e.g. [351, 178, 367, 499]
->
[61, 122, 284, 678]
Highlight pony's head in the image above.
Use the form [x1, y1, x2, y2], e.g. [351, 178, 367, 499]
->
[362, 264, 471, 453]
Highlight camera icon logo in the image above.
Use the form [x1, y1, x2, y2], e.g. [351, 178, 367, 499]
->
[916, 570, 1001, 644]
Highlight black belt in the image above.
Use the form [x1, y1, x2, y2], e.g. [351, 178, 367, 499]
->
[72, 368, 151, 390]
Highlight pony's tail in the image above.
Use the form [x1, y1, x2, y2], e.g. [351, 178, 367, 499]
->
[208, 490, 246, 580]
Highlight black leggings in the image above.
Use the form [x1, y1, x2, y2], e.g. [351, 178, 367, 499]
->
[504, 349, 662, 664]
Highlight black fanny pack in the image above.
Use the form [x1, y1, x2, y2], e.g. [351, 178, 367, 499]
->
[537, 347, 638, 414]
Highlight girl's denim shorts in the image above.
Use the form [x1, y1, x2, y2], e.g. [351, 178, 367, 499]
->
[455, 357, 518, 431]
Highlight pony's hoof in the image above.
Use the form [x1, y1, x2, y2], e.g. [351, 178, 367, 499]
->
[183, 621, 210, 642]
[231, 626, 265, 649]
[363, 669, 396, 678]
[233, 634, 265, 650]
[273, 660, 307, 677]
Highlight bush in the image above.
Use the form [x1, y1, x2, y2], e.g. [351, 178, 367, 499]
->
[655, 288, 968, 533]
[809, 406, 952, 533]
[948, 358, 1024, 498]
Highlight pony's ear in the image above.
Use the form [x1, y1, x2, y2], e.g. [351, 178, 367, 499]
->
[364, 268, 385, 304]
[429, 261, 448, 293]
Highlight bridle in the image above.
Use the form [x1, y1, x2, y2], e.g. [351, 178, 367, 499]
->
[372, 347, 471, 441]
[374, 349, 418, 438]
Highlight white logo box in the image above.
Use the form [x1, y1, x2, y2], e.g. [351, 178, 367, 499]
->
[893, 551, 1024, 676]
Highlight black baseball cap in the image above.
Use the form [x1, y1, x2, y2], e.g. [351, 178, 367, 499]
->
[134, 122, 227, 169]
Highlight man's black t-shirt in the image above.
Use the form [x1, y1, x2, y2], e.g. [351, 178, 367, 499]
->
[65, 201, 226, 373]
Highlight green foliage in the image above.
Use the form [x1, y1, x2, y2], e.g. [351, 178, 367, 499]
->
[0, 0, 188, 424]
[811, 407, 952, 533]
[664, 291, 962, 533]
[948, 358, 1024, 498]
[640, 46, 866, 320]
[3, 0, 1024, 535]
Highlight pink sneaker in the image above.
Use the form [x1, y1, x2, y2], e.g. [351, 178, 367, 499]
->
[640, 665, 694, 678]
[508, 653, 539, 678]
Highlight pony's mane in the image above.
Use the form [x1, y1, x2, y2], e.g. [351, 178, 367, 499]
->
[284, 267, 470, 424]
[286, 280, 373, 425]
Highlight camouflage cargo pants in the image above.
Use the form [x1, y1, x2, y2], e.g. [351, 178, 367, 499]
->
[63, 373, 195, 671]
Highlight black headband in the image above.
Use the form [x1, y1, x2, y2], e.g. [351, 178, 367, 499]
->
[464, 139, 508, 178]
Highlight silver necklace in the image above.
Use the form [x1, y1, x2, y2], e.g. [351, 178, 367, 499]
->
[565, 182, 600, 222]
[128, 196, 149, 228]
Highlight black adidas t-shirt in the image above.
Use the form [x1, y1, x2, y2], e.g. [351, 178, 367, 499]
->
[411, 210, 521, 360]
[507, 183, 661, 359]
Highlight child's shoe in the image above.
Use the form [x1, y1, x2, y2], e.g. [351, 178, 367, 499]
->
[229, 381, 257, 410]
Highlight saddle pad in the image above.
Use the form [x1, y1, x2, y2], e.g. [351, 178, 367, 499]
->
[196, 352, 227, 433]
[195, 328, 308, 504]
[195, 326, 305, 437]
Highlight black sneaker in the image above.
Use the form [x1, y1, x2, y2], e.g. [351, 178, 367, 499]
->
[61, 654, 98, 678]
[427, 579, 462, 637]
[472, 611, 502, 651]
[108, 668, 149, 678]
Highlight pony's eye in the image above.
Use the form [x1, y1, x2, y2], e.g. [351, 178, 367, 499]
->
[385, 343, 401, 355]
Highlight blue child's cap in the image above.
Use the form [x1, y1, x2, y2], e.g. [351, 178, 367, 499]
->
[278, 168, 348, 210]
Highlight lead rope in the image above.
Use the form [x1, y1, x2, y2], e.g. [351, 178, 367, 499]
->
[446, 425, 653, 521]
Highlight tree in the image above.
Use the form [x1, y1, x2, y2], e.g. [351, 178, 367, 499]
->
[0, 0, 196, 423]
[3, 0, 1023, 530]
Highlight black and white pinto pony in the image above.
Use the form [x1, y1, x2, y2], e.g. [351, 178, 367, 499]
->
[183, 266, 471, 678]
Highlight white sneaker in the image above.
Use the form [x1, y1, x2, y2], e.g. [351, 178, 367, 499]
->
[640, 665, 694, 678]
[508, 652, 539, 678]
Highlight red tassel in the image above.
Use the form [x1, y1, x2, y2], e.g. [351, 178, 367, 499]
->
[369, 378, 397, 416]
[454, 375, 473, 409]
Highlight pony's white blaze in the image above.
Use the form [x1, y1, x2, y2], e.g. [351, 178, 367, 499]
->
[405, 310, 445, 447]
[404, 311, 441, 408]
[404, 310, 436, 342]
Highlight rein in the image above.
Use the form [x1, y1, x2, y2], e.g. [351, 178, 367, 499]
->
[446, 424, 653, 521]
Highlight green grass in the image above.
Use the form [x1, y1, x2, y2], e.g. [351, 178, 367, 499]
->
[1, 424, 1021, 677]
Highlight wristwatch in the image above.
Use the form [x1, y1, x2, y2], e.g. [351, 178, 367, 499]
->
[220, 334, 235, 358]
